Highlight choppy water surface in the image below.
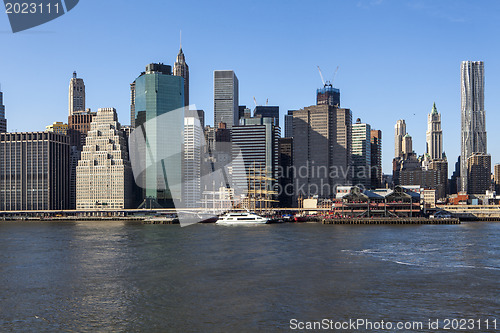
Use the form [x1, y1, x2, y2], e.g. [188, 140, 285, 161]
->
[0, 221, 498, 332]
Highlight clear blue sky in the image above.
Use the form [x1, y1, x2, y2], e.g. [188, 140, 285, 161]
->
[1, 0, 499, 174]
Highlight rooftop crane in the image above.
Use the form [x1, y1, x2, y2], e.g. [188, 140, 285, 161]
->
[317, 66, 325, 86]
[317, 65, 340, 87]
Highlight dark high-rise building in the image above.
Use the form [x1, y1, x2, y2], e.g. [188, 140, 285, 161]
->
[449, 156, 461, 195]
[0, 89, 6, 133]
[467, 153, 491, 195]
[215, 122, 231, 150]
[69, 71, 85, 115]
[0, 132, 70, 210]
[316, 85, 340, 107]
[173, 42, 189, 107]
[370, 130, 382, 189]
[232, 117, 281, 206]
[131, 63, 184, 208]
[461, 61, 487, 192]
[238, 105, 251, 123]
[214, 70, 239, 128]
[278, 137, 293, 207]
[284, 110, 294, 138]
[130, 82, 136, 128]
[429, 158, 448, 199]
[254, 106, 279, 127]
[293, 105, 352, 199]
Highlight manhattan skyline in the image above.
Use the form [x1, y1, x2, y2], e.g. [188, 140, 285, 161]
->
[1, 0, 499, 174]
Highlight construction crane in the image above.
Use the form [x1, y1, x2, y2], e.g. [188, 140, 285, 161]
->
[317, 65, 340, 87]
[331, 66, 340, 85]
[317, 66, 326, 86]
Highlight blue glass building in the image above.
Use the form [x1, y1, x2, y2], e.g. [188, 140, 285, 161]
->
[131, 63, 184, 208]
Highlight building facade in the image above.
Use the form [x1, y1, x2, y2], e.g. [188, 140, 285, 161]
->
[46, 121, 68, 135]
[76, 108, 132, 209]
[173, 46, 189, 107]
[370, 130, 382, 189]
[316, 85, 340, 107]
[394, 119, 406, 158]
[494, 163, 500, 193]
[461, 61, 487, 192]
[131, 63, 184, 208]
[214, 70, 239, 128]
[0, 90, 6, 133]
[232, 117, 280, 207]
[293, 105, 352, 199]
[253, 106, 279, 127]
[69, 71, 85, 115]
[426, 102, 443, 160]
[278, 137, 294, 207]
[352, 119, 371, 188]
[183, 110, 203, 208]
[67, 109, 96, 209]
[467, 152, 491, 195]
[284, 110, 294, 138]
[0, 132, 70, 210]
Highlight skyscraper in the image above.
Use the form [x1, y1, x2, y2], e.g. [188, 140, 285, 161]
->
[370, 130, 382, 189]
[0, 89, 6, 133]
[69, 71, 85, 115]
[426, 102, 443, 160]
[467, 153, 491, 195]
[461, 61, 487, 192]
[352, 118, 371, 188]
[284, 110, 294, 138]
[402, 133, 412, 155]
[316, 85, 340, 107]
[173, 41, 189, 107]
[394, 119, 406, 158]
[0, 132, 70, 210]
[293, 105, 352, 199]
[494, 163, 500, 193]
[183, 110, 203, 208]
[67, 109, 96, 208]
[253, 106, 279, 126]
[131, 63, 184, 208]
[214, 70, 239, 128]
[232, 117, 281, 208]
[76, 108, 133, 209]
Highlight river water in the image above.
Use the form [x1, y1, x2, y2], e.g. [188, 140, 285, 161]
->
[0, 221, 498, 332]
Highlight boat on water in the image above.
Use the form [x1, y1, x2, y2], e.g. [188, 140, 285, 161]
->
[216, 212, 269, 225]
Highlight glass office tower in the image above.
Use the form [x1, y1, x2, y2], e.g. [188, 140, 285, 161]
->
[131, 63, 184, 208]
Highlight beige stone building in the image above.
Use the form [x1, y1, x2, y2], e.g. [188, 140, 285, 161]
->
[76, 108, 132, 209]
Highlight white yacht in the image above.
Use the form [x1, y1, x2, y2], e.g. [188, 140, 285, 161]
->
[216, 212, 269, 225]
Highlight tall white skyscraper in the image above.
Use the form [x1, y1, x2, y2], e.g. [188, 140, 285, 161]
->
[183, 110, 203, 208]
[69, 71, 85, 115]
[76, 108, 132, 209]
[461, 61, 487, 192]
[426, 102, 443, 160]
[214, 70, 239, 128]
[394, 119, 406, 158]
